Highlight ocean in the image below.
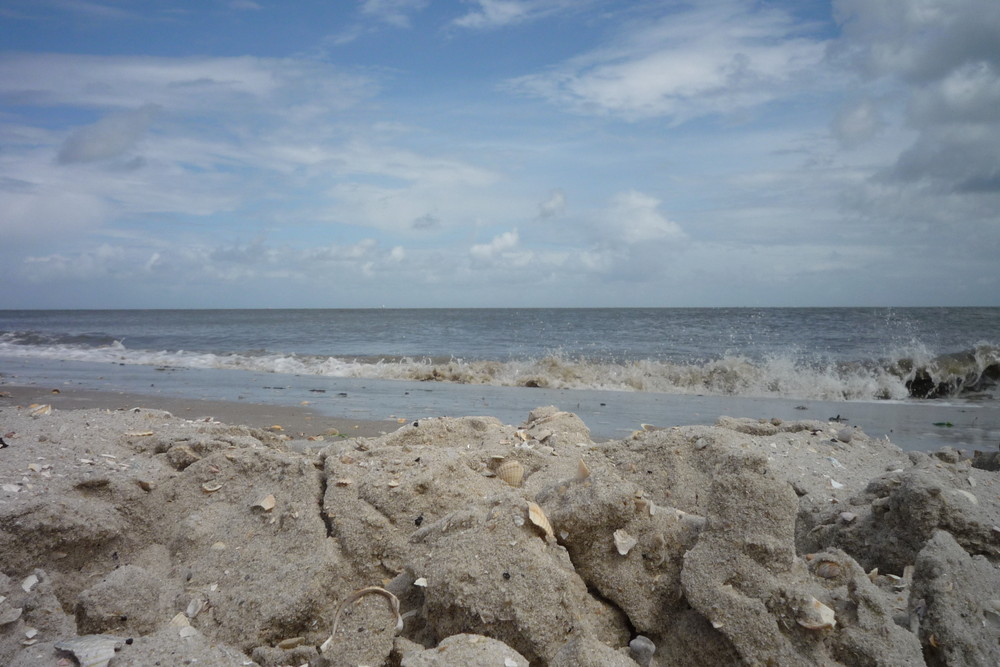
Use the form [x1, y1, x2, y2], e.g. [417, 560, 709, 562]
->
[1, 308, 998, 450]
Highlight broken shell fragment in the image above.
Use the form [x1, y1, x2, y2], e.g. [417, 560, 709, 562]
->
[201, 481, 223, 493]
[577, 458, 590, 480]
[28, 404, 52, 418]
[54, 634, 128, 667]
[814, 561, 842, 579]
[413, 577, 428, 587]
[334, 478, 353, 487]
[527, 502, 554, 540]
[253, 494, 277, 511]
[277, 636, 305, 649]
[21, 574, 39, 592]
[0, 606, 23, 625]
[497, 460, 525, 488]
[614, 529, 638, 556]
[797, 597, 836, 630]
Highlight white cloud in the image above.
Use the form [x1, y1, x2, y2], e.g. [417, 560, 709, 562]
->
[537, 188, 566, 219]
[452, 0, 530, 29]
[832, 99, 883, 148]
[470, 228, 519, 260]
[58, 104, 159, 163]
[605, 190, 685, 244]
[507, 2, 829, 122]
[361, 0, 428, 28]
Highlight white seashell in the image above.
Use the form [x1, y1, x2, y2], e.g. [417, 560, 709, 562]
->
[169, 612, 191, 627]
[0, 606, 23, 625]
[577, 458, 590, 480]
[614, 529, 638, 556]
[29, 404, 52, 418]
[21, 574, 39, 592]
[201, 481, 223, 493]
[253, 494, 276, 511]
[24, 626, 38, 639]
[527, 502, 554, 540]
[413, 577, 428, 587]
[797, 597, 836, 630]
[497, 460, 525, 488]
[186, 597, 206, 619]
[54, 634, 127, 667]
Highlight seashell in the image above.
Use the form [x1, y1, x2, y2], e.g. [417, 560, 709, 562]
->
[497, 460, 525, 488]
[124, 431, 154, 437]
[577, 458, 590, 480]
[0, 606, 23, 625]
[277, 636, 305, 649]
[24, 626, 38, 639]
[387, 479, 400, 488]
[54, 634, 127, 667]
[527, 502, 554, 540]
[29, 404, 52, 418]
[170, 612, 191, 627]
[186, 597, 206, 619]
[21, 574, 38, 592]
[814, 561, 842, 579]
[413, 577, 428, 587]
[201, 481, 223, 493]
[838, 511, 857, 524]
[253, 494, 276, 511]
[335, 478, 353, 486]
[797, 597, 836, 630]
[210, 541, 226, 550]
[268, 424, 284, 431]
[515, 429, 530, 442]
[614, 529, 638, 556]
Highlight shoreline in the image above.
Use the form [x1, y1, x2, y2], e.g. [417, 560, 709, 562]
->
[0, 384, 400, 439]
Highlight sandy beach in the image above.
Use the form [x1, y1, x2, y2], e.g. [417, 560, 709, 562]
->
[2, 393, 999, 666]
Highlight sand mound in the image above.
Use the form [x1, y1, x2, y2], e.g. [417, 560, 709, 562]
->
[2, 404, 998, 665]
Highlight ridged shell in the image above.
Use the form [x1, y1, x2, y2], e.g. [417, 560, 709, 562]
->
[527, 502, 554, 539]
[29, 404, 52, 418]
[797, 597, 836, 630]
[497, 460, 525, 488]
[253, 494, 276, 511]
[614, 529, 638, 556]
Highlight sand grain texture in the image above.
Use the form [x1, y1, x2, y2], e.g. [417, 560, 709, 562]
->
[2, 404, 998, 666]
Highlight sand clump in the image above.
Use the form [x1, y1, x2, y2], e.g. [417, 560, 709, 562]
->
[2, 404, 999, 666]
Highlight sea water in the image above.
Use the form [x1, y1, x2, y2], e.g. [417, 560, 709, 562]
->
[1, 308, 998, 449]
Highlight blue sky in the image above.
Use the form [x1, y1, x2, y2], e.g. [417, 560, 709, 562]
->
[1, 0, 998, 308]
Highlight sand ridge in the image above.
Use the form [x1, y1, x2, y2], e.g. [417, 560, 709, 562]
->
[1, 403, 998, 666]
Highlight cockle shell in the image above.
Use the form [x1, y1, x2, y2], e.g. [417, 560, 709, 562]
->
[814, 561, 842, 579]
[613, 529, 638, 556]
[797, 597, 836, 630]
[527, 502, 554, 540]
[54, 634, 127, 667]
[497, 460, 525, 488]
[253, 494, 276, 511]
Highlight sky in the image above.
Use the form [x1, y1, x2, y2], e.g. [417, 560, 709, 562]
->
[0, 0, 998, 308]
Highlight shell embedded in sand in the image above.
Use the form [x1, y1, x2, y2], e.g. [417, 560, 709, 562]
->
[54, 634, 127, 667]
[613, 529, 638, 556]
[797, 597, 836, 630]
[527, 502, 554, 540]
[28, 404, 52, 418]
[497, 460, 525, 487]
[253, 494, 276, 511]
[814, 561, 842, 579]
[201, 481, 223, 493]
[577, 458, 590, 480]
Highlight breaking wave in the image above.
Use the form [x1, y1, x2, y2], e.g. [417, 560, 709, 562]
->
[1, 330, 997, 402]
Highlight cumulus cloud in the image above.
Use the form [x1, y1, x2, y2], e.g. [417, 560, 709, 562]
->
[470, 228, 519, 260]
[605, 190, 684, 244]
[835, 0, 1000, 199]
[58, 104, 159, 164]
[507, 1, 828, 122]
[537, 188, 566, 219]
